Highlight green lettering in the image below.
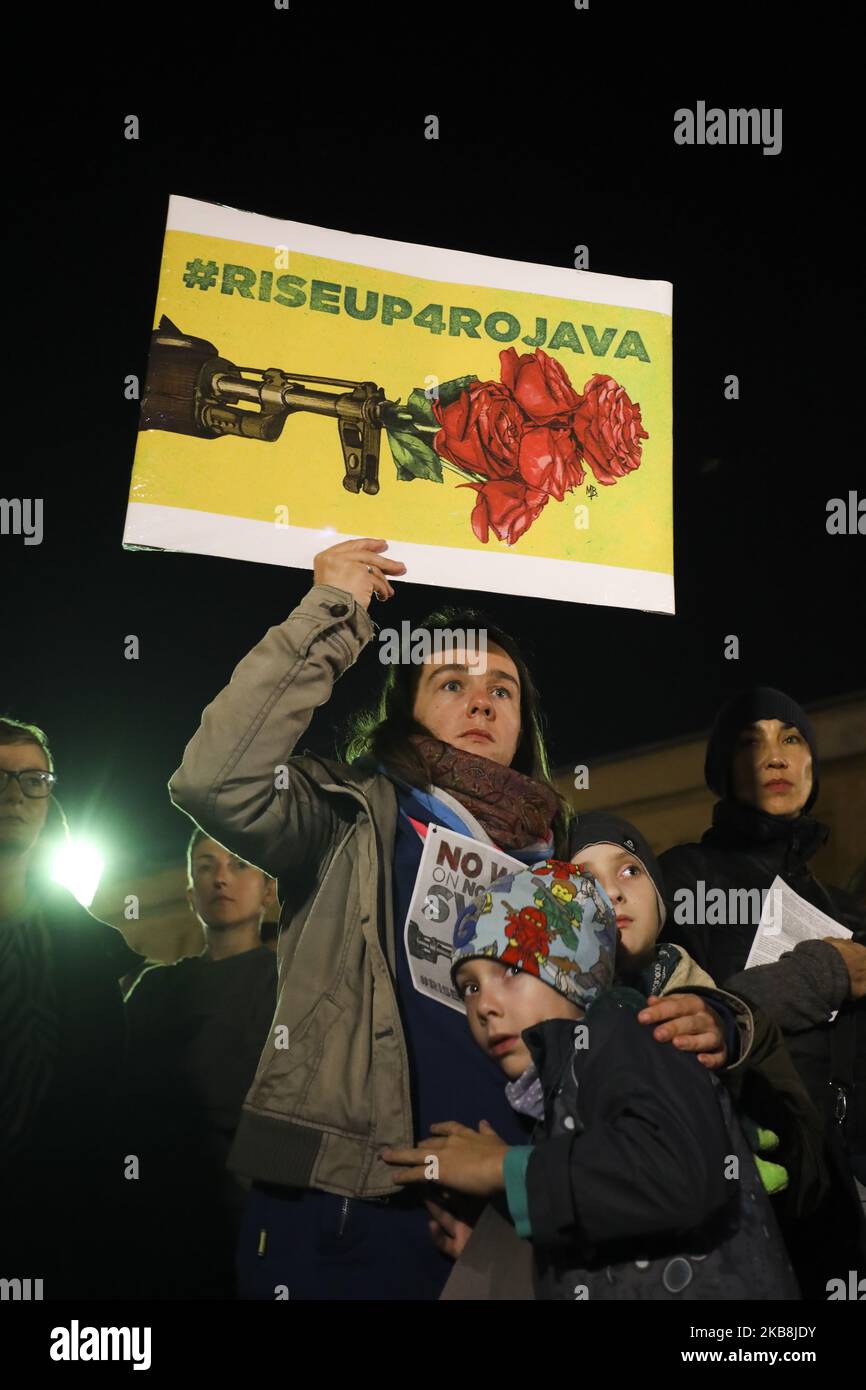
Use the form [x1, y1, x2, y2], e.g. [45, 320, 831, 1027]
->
[221, 264, 256, 298]
[522, 317, 547, 347]
[274, 274, 307, 308]
[613, 330, 650, 362]
[258, 270, 273, 302]
[382, 294, 413, 325]
[310, 280, 342, 314]
[483, 311, 520, 343]
[548, 320, 584, 352]
[344, 286, 379, 320]
[415, 303, 447, 334]
[582, 325, 616, 357]
[448, 306, 481, 337]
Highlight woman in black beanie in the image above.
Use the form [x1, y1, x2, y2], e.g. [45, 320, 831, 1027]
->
[659, 686, 866, 1292]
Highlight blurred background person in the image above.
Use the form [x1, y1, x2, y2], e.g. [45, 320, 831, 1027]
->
[124, 830, 277, 1297]
[0, 716, 143, 1299]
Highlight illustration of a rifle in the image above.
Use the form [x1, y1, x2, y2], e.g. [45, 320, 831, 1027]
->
[138, 316, 436, 497]
[407, 919, 454, 965]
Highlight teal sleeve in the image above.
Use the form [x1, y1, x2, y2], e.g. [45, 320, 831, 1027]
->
[503, 1146, 534, 1239]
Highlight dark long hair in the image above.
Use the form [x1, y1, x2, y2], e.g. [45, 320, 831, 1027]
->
[341, 606, 573, 856]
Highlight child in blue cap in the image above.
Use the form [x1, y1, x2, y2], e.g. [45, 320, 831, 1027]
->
[382, 856, 800, 1299]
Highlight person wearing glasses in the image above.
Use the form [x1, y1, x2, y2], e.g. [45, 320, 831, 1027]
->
[0, 717, 143, 1299]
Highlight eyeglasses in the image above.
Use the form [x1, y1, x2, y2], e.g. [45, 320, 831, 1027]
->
[0, 769, 57, 798]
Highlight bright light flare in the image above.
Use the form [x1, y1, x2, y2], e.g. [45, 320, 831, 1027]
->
[50, 838, 105, 908]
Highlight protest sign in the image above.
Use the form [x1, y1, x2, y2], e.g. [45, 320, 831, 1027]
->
[404, 826, 526, 1012]
[125, 195, 673, 611]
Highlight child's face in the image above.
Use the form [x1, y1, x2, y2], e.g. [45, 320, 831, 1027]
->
[455, 958, 581, 1080]
[572, 843, 660, 967]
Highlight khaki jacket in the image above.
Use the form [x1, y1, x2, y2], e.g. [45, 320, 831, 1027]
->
[170, 584, 416, 1198]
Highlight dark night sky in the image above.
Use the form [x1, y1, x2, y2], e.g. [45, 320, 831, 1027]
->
[3, 10, 863, 875]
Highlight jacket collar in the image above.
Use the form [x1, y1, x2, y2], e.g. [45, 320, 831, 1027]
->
[521, 1017, 580, 1106]
[293, 751, 400, 976]
[703, 797, 829, 866]
[520, 986, 649, 1102]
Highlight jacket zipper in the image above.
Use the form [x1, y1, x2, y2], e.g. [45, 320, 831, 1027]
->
[338, 1197, 350, 1237]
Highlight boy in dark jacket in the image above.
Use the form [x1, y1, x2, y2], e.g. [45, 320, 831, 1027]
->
[383, 858, 800, 1300]
[570, 812, 829, 1204]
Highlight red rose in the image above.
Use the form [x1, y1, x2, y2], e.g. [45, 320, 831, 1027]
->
[459, 478, 549, 545]
[433, 381, 524, 480]
[500, 347, 582, 424]
[571, 374, 649, 485]
[518, 425, 586, 501]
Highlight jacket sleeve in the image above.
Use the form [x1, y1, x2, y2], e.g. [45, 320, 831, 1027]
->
[717, 993, 831, 1222]
[723, 939, 852, 1032]
[169, 585, 375, 879]
[665, 983, 755, 1071]
[511, 1015, 730, 1257]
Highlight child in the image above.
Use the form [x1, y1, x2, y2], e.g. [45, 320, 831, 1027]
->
[570, 813, 828, 1210]
[571, 813, 751, 1074]
[382, 855, 800, 1300]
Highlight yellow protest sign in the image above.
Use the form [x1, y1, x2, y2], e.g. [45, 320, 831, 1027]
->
[125, 196, 672, 611]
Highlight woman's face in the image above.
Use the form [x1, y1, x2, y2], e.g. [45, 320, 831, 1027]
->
[0, 741, 51, 858]
[731, 719, 813, 818]
[411, 641, 522, 768]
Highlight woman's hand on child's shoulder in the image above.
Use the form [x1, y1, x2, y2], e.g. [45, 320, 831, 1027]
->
[637, 993, 728, 1070]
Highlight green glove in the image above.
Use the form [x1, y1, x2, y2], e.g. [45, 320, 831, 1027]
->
[741, 1115, 788, 1194]
[753, 1154, 789, 1195]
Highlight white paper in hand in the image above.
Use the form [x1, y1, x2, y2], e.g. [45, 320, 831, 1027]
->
[747, 875, 852, 1021]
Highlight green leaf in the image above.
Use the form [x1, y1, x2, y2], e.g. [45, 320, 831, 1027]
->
[402, 374, 479, 426]
[387, 430, 444, 483]
[437, 374, 479, 408]
[405, 387, 439, 428]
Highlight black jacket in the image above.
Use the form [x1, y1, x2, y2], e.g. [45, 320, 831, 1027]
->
[659, 798, 865, 1160]
[659, 799, 866, 1296]
[0, 882, 144, 1298]
[1, 880, 143, 1163]
[516, 988, 800, 1300]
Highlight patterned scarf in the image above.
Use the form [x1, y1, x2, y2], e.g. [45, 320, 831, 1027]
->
[505, 1062, 546, 1120]
[408, 732, 559, 852]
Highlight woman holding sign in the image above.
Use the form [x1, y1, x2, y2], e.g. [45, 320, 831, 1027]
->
[169, 537, 729, 1300]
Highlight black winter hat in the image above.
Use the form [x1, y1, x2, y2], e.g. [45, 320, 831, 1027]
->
[704, 686, 819, 813]
[568, 811, 667, 931]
